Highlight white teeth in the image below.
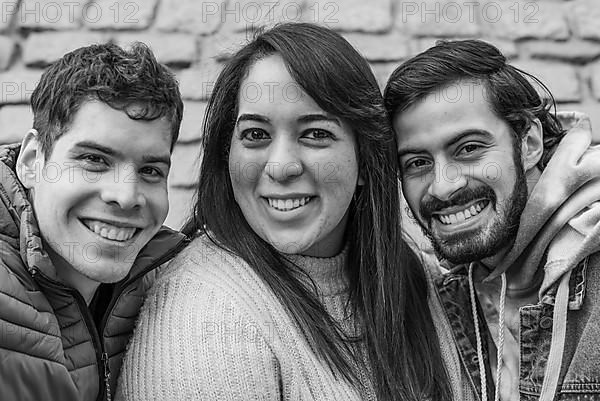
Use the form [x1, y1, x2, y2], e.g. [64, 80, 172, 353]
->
[268, 196, 312, 211]
[116, 230, 125, 241]
[83, 219, 137, 242]
[436, 201, 488, 225]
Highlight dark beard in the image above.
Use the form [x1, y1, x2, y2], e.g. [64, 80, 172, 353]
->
[419, 161, 528, 265]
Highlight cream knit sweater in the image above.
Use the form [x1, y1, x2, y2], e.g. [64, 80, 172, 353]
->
[116, 235, 376, 401]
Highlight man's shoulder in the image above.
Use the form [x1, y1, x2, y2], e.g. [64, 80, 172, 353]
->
[0, 250, 60, 358]
[127, 226, 187, 278]
[584, 252, 600, 289]
[0, 143, 23, 187]
[0, 143, 21, 165]
[0, 143, 33, 244]
[0, 253, 35, 302]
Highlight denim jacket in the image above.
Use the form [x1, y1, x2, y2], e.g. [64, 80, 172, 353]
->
[433, 252, 600, 401]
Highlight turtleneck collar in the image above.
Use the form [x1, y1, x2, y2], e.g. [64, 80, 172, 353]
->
[284, 246, 349, 297]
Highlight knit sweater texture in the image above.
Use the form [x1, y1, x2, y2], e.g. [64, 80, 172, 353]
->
[117, 235, 376, 400]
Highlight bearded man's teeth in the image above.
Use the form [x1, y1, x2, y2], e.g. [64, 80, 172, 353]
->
[84, 220, 137, 241]
[437, 200, 488, 225]
[268, 197, 312, 211]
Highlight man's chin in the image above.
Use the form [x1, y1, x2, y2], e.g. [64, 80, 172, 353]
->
[430, 233, 500, 265]
[79, 263, 133, 284]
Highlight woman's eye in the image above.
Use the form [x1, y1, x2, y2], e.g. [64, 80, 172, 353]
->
[241, 128, 269, 141]
[302, 129, 334, 141]
[406, 158, 431, 170]
[140, 166, 164, 177]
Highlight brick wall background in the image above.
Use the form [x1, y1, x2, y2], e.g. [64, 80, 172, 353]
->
[0, 0, 598, 229]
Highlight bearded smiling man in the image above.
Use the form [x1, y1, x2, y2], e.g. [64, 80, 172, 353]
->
[416, 127, 529, 265]
[385, 40, 600, 401]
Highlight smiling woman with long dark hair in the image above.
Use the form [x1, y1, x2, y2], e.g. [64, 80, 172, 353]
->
[118, 23, 451, 401]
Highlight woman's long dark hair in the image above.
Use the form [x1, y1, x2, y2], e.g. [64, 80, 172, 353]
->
[183, 22, 451, 401]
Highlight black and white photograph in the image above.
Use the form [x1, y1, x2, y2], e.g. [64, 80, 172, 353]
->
[0, 1, 598, 400]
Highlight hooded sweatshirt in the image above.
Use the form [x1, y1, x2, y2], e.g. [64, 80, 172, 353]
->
[469, 113, 600, 401]
[420, 113, 600, 401]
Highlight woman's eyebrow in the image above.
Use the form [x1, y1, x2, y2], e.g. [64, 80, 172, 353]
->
[297, 114, 341, 126]
[236, 113, 270, 125]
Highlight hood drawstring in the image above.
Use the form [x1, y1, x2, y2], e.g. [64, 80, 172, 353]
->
[538, 270, 571, 401]
[468, 262, 506, 401]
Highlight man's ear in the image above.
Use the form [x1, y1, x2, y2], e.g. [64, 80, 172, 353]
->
[521, 118, 543, 172]
[16, 129, 44, 189]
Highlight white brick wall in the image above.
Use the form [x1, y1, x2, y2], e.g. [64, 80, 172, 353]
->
[1, 0, 599, 228]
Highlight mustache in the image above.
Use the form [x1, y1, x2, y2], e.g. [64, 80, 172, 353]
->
[420, 185, 496, 222]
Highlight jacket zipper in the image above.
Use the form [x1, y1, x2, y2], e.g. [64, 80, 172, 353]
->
[95, 235, 189, 398]
[31, 268, 109, 401]
[30, 235, 188, 401]
[101, 352, 112, 401]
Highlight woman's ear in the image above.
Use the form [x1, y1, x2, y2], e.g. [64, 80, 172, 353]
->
[521, 119, 544, 172]
[16, 129, 44, 189]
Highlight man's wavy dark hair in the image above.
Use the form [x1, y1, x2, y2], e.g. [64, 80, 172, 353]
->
[384, 39, 566, 170]
[30, 42, 183, 157]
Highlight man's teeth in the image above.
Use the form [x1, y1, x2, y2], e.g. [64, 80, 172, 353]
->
[437, 201, 487, 225]
[267, 197, 312, 211]
[83, 220, 137, 241]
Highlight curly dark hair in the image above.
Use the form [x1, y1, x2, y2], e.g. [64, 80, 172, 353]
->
[384, 39, 566, 170]
[30, 42, 183, 157]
